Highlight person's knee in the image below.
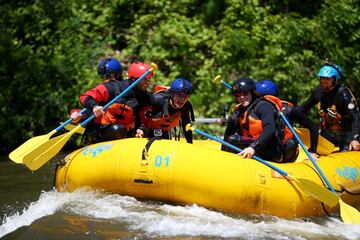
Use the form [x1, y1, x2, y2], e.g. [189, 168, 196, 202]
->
[282, 138, 299, 163]
[108, 124, 127, 139]
[227, 134, 241, 145]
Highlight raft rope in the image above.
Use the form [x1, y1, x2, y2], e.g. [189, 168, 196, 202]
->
[339, 185, 360, 195]
[142, 137, 161, 160]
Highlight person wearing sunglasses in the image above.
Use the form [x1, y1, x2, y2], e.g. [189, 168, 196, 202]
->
[222, 77, 298, 163]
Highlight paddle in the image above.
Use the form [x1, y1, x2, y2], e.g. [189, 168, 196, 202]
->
[185, 124, 339, 207]
[22, 63, 158, 171]
[212, 75, 232, 89]
[280, 112, 360, 224]
[64, 123, 85, 134]
[212, 75, 336, 155]
[9, 108, 87, 164]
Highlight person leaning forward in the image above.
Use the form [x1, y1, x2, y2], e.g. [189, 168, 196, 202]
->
[298, 60, 360, 151]
[221, 77, 298, 163]
[139, 78, 195, 143]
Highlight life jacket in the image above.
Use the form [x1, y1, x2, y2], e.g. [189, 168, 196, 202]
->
[153, 85, 169, 93]
[239, 95, 294, 144]
[93, 81, 135, 130]
[94, 103, 135, 130]
[317, 85, 351, 132]
[139, 89, 181, 131]
[140, 105, 181, 131]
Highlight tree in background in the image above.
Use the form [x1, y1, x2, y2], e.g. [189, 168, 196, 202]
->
[1, 0, 359, 152]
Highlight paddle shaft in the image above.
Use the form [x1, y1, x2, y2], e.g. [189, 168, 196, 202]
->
[221, 80, 232, 89]
[55, 108, 87, 132]
[280, 112, 336, 193]
[192, 128, 289, 177]
[79, 68, 154, 128]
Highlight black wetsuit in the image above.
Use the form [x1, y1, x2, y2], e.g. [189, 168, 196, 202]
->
[298, 84, 360, 150]
[286, 106, 319, 153]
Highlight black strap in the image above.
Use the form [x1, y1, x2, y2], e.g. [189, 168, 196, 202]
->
[142, 137, 161, 160]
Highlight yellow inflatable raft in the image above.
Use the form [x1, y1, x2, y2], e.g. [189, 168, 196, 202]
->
[55, 138, 360, 218]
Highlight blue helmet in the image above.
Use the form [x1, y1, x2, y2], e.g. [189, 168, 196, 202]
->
[97, 58, 122, 79]
[169, 78, 192, 95]
[256, 79, 279, 96]
[318, 64, 342, 81]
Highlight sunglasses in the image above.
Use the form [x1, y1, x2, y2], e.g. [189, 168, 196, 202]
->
[233, 90, 250, 97]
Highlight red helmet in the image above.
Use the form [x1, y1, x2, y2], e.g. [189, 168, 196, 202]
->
[128, 62, 154, 79]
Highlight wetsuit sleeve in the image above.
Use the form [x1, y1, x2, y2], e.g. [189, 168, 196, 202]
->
[298, 87, 322, 114]
[79, 84, 110, 111]
[250, 101, 276, 150]
[221, 111, 240, 151]
[181, 102, 193, 144]
[341, 89, 360, 140]
[289, 107, 319, 153]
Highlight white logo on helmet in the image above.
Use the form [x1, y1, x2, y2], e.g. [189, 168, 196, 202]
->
[348, 103, 355, 109]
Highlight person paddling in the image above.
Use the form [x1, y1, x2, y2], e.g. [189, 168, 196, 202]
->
[72, 59, 154, 145]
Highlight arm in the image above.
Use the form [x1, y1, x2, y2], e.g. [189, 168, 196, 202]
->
[221, 112, 240, 151]
[297, 87, 322, 114]
[79, 84, 110, 110]
[239, 101, 277, 159]
[250, 101, 277, 149]
[341, 89, 360, 150]
[180, 102, 193, 143]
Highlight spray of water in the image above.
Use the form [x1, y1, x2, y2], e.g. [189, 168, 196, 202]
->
[1, 189, 360, 239]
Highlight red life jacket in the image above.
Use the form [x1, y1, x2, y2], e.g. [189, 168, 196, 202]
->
[239, 95, 294, 144]
[139, 105, 181, 131]
[94, 103, 135, 131]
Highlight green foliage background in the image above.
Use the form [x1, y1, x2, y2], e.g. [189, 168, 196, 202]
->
[1, 0, 360, 153]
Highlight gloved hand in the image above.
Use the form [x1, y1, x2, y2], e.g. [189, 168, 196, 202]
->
[327, 107, 338, 118]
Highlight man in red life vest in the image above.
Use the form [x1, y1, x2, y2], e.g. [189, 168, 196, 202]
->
[298, 60, 360, 151]
[222, 77, 298, 163]
[139, 78, 194, 143]
[72, 59, 153, 144]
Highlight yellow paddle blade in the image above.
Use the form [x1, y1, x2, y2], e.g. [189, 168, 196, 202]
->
[294, 127, 335, 155]
[8, 130, 57, 164]
[339, 199, 360, 224]
[64, 123, 85, 134]
[288, 175, 339, 207]
[23, 132, 72, 171]
[212, 75, 222, 84]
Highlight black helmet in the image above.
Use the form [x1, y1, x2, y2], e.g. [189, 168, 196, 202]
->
[231, 77, 256, 95]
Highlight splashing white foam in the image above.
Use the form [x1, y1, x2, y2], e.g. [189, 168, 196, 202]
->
[1, 189, 360, 239]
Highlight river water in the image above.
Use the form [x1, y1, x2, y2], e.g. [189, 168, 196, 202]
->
[1, 153, 360, 240]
